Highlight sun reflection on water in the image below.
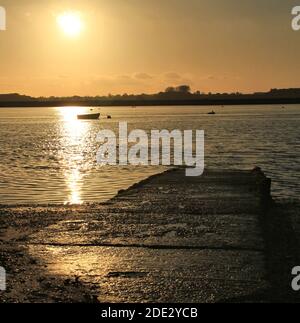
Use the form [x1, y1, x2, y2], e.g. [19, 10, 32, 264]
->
[58, 107, 91, 205]
[68, 169, 83, 205]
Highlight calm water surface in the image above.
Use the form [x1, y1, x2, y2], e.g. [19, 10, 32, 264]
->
[0, 105, 299, 205]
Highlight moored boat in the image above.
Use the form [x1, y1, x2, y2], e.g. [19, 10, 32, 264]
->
[77, 113, 100, 120]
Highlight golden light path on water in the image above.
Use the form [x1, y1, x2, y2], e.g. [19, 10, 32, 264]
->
[58, 107, 89, 205]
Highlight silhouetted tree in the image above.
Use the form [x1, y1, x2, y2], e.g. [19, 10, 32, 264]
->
[176, 85, 191, 94]
[165, 87, 176, 93]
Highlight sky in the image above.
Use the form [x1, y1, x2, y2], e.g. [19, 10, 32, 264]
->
[0, 0, 300, 96]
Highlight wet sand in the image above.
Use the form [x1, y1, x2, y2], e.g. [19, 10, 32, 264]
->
[0, 168, 299, 303]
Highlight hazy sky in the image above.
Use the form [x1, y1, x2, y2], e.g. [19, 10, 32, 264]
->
[0, 0, 300, 96]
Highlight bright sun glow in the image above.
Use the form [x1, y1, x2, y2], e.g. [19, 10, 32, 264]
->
[57, 12, 83, 38]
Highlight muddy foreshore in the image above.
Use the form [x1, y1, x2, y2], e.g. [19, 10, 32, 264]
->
[0, 168, 300, 303]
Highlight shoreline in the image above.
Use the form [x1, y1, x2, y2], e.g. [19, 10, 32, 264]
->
[1, 168, 300, 303]
[0, 98, 300, 108]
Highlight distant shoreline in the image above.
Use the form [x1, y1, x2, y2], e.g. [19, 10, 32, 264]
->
[1, 87, 300, 107]
[1, 97, 300, 108]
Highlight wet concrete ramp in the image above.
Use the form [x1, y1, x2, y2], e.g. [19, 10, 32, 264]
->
[1, 168, 297, 303]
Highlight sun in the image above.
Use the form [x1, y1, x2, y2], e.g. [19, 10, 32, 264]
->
[57, 12, 83, 38]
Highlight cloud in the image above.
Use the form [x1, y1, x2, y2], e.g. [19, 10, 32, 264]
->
[134, 73, 153, 80]
[200, 74, 240, 82]
[164, 72, 181, 80]
[162, 72, 194, 88]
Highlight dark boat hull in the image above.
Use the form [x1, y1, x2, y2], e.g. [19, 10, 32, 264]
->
[77, 113, 100, 120]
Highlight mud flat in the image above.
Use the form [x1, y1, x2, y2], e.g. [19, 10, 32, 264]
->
[0, 168, 299, 303]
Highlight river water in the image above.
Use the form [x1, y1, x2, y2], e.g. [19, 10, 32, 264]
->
[0, 105, 299, 205]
